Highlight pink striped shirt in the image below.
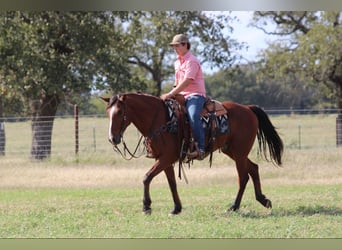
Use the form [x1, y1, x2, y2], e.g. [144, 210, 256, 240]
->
[174, 51, 206, 99]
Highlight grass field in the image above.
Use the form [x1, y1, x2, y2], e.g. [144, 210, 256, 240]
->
[0, 114, 341, 238]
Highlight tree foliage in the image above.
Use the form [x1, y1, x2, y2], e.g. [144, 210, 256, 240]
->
[0, 12, 133, 114]
[1, 11, 242, 115]
[252, 11, 342, 111]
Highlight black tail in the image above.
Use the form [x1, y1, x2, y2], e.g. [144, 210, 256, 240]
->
[249, 105, 284, 166]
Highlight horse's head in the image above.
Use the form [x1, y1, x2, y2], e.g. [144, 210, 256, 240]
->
[101, 94, 131, 145]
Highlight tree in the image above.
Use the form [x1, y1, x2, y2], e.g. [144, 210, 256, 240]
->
[253, 11, 342, 145]
[0, 11, 132, 159]
[252, 11, 342, 111]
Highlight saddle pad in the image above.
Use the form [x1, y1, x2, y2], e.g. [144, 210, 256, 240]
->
[201, 114, 229, 135]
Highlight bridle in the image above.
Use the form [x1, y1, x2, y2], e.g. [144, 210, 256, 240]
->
[109, 95, 145, 160]
[108, 94, 178, 162]
[107, 94, 188, 182]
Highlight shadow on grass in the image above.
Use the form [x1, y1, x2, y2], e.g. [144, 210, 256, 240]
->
[235, 205, 342, 218]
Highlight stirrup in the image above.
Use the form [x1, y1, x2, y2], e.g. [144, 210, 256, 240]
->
[187, 149, 205, 160]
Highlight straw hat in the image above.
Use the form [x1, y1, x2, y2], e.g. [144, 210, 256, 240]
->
[169, 34, 189, 45]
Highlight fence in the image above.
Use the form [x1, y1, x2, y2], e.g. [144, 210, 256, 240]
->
[0, 114, 112, 159]
[0, 109, 341, 161]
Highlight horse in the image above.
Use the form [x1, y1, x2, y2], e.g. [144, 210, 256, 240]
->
[101, 92, 283, 215]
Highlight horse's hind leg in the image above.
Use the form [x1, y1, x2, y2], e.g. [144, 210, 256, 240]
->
[247, 159, 272, 209]
[164, 166, 182, 215]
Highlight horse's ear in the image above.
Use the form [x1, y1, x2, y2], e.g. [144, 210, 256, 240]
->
[100, 97, 110, 103]
[118, 94, 126, 101]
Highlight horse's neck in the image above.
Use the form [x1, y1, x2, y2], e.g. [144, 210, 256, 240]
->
[126, 94, 165, 136]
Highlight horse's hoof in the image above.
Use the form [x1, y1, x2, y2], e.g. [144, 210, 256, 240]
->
[225, 209, 232, 214]
[142, 208, 152, 215]
[265, 199, 272, 209]
[169, 209, 182, 216]
[228, 205, 239, 212]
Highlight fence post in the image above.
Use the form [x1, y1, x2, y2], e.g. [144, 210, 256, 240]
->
[337, 113, 342, 147]
[0, 119, 4, 156]
[298, 124, 301, 150]
[74, 104, 79, 155]
[93, 126, 96, 152]
[0, 95, 5, 156]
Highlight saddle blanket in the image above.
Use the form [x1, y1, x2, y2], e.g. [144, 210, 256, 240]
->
[201, 114, 229, 135]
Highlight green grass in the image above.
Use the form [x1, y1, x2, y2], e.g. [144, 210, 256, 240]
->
[0, 114, 341, 238]
[0, 185, 341, 238]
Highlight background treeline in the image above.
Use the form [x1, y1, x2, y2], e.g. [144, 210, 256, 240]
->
[205, 63, 333, 109]
[1, 63, 335, 116]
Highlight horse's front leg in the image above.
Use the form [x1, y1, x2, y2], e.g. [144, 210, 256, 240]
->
[142, 161, 164, 215]
[142, 174, 152, 214]
[164, 166, 182, 215]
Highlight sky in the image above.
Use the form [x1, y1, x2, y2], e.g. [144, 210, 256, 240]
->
[229, 11, 276, 62]
[200, 11, 277, 73]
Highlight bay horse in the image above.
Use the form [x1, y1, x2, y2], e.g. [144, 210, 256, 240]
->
[102, 92, 283, 215]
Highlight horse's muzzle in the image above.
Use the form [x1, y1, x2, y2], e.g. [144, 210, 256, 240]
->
[109, 135, 121, 145]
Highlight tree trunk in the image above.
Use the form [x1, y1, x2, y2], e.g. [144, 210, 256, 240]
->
[30, 94, 59, 160]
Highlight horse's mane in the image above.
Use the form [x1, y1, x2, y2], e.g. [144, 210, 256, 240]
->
[107, 92, 163, 108]
[131, 92, 162, 101]
[124, 92, 164, 106]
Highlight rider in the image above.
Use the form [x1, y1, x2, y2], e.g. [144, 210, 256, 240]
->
[160, 34, 206, 160]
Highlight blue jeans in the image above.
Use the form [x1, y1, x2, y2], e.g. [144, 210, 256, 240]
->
[185, 95, 206, 151]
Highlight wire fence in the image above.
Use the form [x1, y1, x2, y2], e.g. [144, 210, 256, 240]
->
[0, 109, 341, 161]
[1, 115, 107, 158]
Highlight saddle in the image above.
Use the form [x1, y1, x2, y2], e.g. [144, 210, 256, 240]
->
[201, 99, 227, 117]
[166, 94, 229, 165]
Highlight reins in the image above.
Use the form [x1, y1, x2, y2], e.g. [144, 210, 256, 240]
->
[109, 94, 146, 160]
[112, 133, 145, 160]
